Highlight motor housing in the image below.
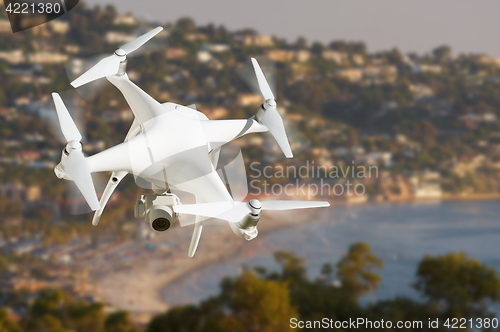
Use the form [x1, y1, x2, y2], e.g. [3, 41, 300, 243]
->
[233, 200, 262, 240]
[235, 212, 261, 241]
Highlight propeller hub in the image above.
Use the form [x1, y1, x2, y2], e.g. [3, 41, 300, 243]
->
[266, 99, 277, 108]
[115, 48, 127, 57]
[67, 140, 82, 152]
[248, 199, 262, 215]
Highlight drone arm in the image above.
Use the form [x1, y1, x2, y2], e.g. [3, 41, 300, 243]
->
[125, 118, 141, 142]
[87, 133, 153, 174]
[202, 119, 268, 151]
[92, 171, 128, 226]
[107, 74, 167, 125]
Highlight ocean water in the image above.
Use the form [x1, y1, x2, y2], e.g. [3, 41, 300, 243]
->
[164, 200, 500, 305]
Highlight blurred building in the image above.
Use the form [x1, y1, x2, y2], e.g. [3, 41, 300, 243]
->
[234, 32, 274, 47]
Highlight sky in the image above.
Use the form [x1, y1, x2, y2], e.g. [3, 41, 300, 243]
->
[83, 0, 500, 57]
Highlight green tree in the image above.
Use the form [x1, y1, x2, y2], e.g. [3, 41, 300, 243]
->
[329, 40, 347, 52]
[215, 270, 298, 332]
[336, 242, 383, 302]
[294, 36, 307, 49]
[433, 45, 452, 62]
[105, 311, 139, 332]
[311, 42, 325, 56]
[148, 270, 297, 332]
[0, 309, 21, 332]
[176, 17, 196, 33]
[273, 251, 306, 286]
[147, 306, 200, 332]
[23, 289, 105, 332]
[415, 252, 500, 317]
[365, 298, 442, 332]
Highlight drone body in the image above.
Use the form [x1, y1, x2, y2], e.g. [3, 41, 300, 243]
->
[52, 27, 329, 257]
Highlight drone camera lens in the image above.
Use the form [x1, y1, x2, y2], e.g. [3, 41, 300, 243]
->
[152, 218, 171, 232]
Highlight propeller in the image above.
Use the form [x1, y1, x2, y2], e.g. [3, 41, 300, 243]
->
[52, 93, 100, 211]
[174, 199, 330, 224]
[251, 57, 293, 158]
[70, 26, 163, 88]
[52, 93, 82, 142]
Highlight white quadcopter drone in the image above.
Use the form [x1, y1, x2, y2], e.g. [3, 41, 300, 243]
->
[52, 27, 329, 257]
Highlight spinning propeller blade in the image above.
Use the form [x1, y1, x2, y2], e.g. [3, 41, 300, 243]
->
[261, 200, 330, 211]
[175, 201, 248, 223]
[260, 106, 293, 158]
[120, 26, 164, 54]
[71, 26, 163, 88]
[251, 58, 275, 101]
[70, 56, 122, 89]
[174, 200, 330, 223]
[251, 58, 293, 158]
[52, 93, 82, 142]
[65, 151, 100, 211]
[52, 93, 100, 211]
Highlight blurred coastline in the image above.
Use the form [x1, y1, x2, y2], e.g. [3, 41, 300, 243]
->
[163, 199, 500, 305]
